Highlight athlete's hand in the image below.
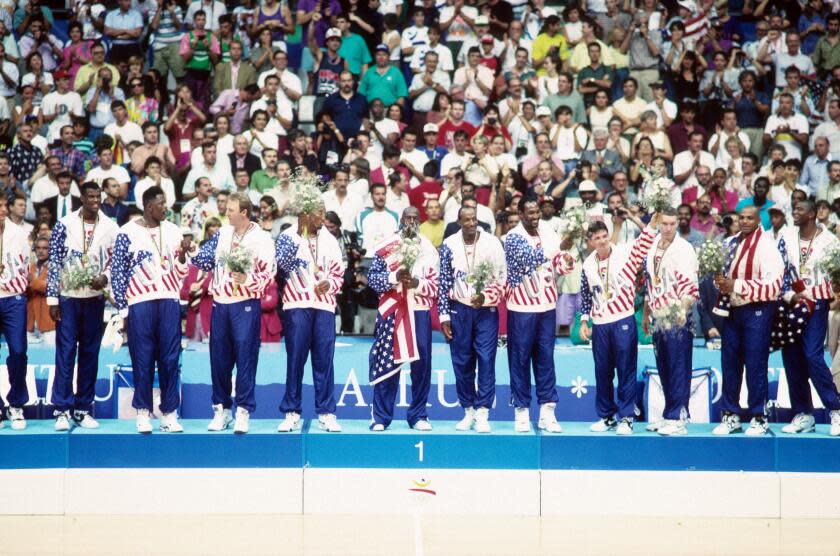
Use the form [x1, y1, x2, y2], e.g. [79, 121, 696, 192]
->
[90, 274, 108, 290]
[641, 312, 650, 336]
[470, 292, 484, 308]
[231, 272, 246, 284]
[579, 320, 591, 342]
[49, 305, 60, 322]
[314, 280, 330, 295]
[441, 321, 452, 342]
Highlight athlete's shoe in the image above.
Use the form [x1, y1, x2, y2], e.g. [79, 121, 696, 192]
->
[207, 404, 233, 431]
[514, 407, 530, 433]
[615, 418, 634, 436]
[7, 407, 25, 430]
[745, 416, 769, 437]
[712, 413, 742, 435]
[474, 407, 491, 433]
[781, 413, 815, 434]
[538, 402, 562, 433]
[160, 411, 184, 433]
[455, 407, 475, 431]
[645, 419, 666, 432]
[371, 423, 385, 432]
[412, 419, 433, 431]
[657, 419, 687, 436]
[830, 410, 840, 437]
[54, 411, 72, 432]
[277, 412, 301, 433]
[233, 407, 250, 435]
[318, 413, 342, 432]
[590, 417, 617, 432]
[136, 409, 152, 434]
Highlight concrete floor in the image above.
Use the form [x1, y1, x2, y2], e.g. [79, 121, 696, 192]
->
[0, 515, 839, 556]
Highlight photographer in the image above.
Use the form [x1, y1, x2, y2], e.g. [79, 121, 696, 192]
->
[324, 210, 371, 334]
[85, 67, 124, 139]
[314, 111, 346, 172]
[179, 10, 220, 110]
[606, 191, 641, 245]
[15, 0, 55, 38]
[18, 17, 62, 72]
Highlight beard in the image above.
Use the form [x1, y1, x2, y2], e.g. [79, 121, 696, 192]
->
[401, 221, 419, 239]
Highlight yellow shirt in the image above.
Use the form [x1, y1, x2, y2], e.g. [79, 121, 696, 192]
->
[569, 39, 614, 72]
[606, 46, 629, 69]
[420, 220, 445, 248]
[74, 63, 121, 93]
[532, 33, 569, 76]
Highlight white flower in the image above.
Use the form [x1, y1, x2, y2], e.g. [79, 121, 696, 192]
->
[571, 376, 588, 398]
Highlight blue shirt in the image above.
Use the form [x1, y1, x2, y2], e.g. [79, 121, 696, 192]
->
[798, 14, 825, 55]
[419, 145, 448, 176]
[801, 154, 832, 197]
[322, 91, 368, 140]
[104, 8, 143, 45]
[736, 198, 775, 230]
[734, 91, 770, 128]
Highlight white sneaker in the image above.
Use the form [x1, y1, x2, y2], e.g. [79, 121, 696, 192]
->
[412, 419, 433, 431]
[538, 402, 562, 433]
[136, 409, 152, 434]
[371, 423, 385, 432]
[318, 413, 342, 433]
[658, 419, 687, 436]
[781, 412, 815, 434]
[514, 407, 530, 433]
[455, 407, 475, 431]
[474, 407, 491, 433]
[590, 417, 617, 432]
[830, 410, 840, 437]
[159, 411, 184, 433]
[207, 404, 233, 431]
[645, 419, 666, 432]
[745, 416, 769, 437]
[54, 411, 72, 432]
[713, 413, 742, 435]
[74, 412, 100, 429]
[233, 407, 250, 434]
[7, 407, 25, 431]
[616, 418, 634, 436]
[277, 412, 301, 433]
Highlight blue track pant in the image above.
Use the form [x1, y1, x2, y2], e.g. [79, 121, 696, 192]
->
[372, 310, 432, 427]
[127, 299, 181, 413]
[652, 323, 693, 420]
[210, 299, 261, 413]
[280, 308, 336, 415]
[507, 309, 558, 408]
[721, 302, 773, 416]
[781, 300, 840, 413]
[52, 296, 105, 412]
[0, 295, 27, 408]
[448, 302, 498, 410]
[592, 315, 638, 419]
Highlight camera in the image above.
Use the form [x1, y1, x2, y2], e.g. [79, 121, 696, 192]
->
[344, 231, 366, 261]
[487, 117, 497, 126]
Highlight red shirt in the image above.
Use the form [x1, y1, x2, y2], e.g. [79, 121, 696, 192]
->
[682, 186, 739, 214]
[437, 119, 476, 150]
[407, 179, 443, 221]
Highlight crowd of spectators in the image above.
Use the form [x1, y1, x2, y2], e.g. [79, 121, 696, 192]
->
[12, 0, 840, 343]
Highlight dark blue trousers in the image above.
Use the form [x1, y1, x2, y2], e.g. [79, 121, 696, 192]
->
[0, 295, 27, 408]
[210, 299, 261, 413]
[652, 324, 694, 420]
[592, 315, 638, 419]
[721, 302, 773, 416]
[127, 299, 181, 413]
[52, 296, 105, 412]
[372, 310, 432, 427]
[449, 302, 498, 410]
[280, 308, 336, 415]
[781, 301, 840, 413]
[507, 309, 559, 408]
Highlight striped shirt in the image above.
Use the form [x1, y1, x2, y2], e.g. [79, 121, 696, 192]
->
[46, 210, 119, 305]
[190, 223, 276, 304]
[367, 233, 439, 311]
[274, 227, 345, 313]
[0, 220, 30, 299]
[580, 227, 656, 325]
[153, 6, 184, 49]
[110, 219, 190, 316]
[504, 221, 576, 313]
[644, 234, 699, 312]
[438, 230, 507, 322]
[724, 227, 785, 307]
[780, 225, 837, 302]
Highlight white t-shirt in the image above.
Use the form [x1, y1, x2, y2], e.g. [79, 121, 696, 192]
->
[104, 120, 144, 147]
[643, 99, 677, 130]
[134, 176, 177, 209]
[86, 164, 130, 186]
[409, 43, 455, 72]
[250, 96, 293, 136]
[672, 150, 716, 190]
[30, 177, 80, 204]
[764, 113, 809, 160]
[400, 148, 430, 188]
[42, 90, 84, 142]
[438, 5, 478, 43]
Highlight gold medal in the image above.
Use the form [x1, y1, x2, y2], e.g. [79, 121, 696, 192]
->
[800, 264, 806, 276]
[654, 276, 661, 286]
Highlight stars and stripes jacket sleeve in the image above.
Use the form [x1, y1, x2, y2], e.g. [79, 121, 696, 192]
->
[241, 237, 278, 296]
[414, 263, 439, 301]
[437, 244, 454, 321]
[779, 236, 795, 302]
[551, 251, 575, 276]
[274, 233, 304, 274]
[110, 232, 131, 316]
[368, 253, 397, 295]
[580, 271, 592, 322]
[190, 232, 219, 273]
[732, 236, 785, 303]
[620, 226, 656, 283]
[504, 233, 545, 288]
[320, 237, 344, 296]
[46, 220, 68, 305]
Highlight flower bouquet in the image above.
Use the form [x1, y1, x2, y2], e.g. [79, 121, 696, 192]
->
[818, 243, 840, 287]
[558, 205, 588, 248]
[219, 245, 254, 275]
[289, 168, 326, 217]
[639, 167, 675, 213]
[397, 235, 421, 274]
[651, 298, 688, 334]
[61, 256, 100, 291]
[697, 238, 731, 317]
[466, 260, 497, 297]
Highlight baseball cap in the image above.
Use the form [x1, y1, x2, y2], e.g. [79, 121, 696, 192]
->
[325, 28, 341, 40]
[475, 15, 489, 26]
[539, 195, 554, 206]
[535, 106, 552, 117]
[375, 43, 389, 53]
[480, 34, 494, 44]
[579, 180, 598, 193]
[54, 70, 70, 80]
[677, 0, 696, 12]
[767, 206, 785, 215]
[423, 123, 439, 134]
